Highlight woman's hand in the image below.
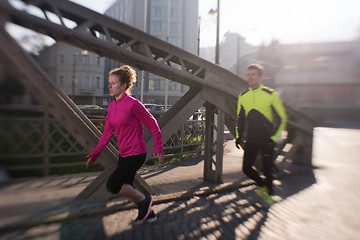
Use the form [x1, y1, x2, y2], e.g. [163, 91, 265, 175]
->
[155, 153, 164, 163]
[86, 155, 94, 167]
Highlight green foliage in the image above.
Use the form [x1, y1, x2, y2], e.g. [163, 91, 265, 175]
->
[145, 134, 203, 166]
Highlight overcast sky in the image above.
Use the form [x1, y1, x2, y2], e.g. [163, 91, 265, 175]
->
[7, 0, 360, 49]
[70, 0, 360, 46]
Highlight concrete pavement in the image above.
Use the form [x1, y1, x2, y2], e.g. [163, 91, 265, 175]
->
[0, 127, 359, 239]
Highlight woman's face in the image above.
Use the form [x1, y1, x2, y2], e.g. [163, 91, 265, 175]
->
[108, 74, 126, 100]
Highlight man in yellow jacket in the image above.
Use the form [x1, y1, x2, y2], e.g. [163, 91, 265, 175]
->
[236, 63, 287, 205]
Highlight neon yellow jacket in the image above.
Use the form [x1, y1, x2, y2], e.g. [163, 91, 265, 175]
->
[236, 84, 287, 144]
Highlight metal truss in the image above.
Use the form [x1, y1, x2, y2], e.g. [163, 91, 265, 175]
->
[0, 0, 315, 203]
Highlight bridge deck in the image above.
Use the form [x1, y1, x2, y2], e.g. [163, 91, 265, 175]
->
[1, 127, 359, 239]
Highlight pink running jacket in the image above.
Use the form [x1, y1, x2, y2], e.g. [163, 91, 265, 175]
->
[88, 93, 163, 162]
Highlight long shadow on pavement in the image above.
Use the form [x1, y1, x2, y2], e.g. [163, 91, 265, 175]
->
[139, 156, 204, 181]
[0, 168, 315, 239]
[108, 169, 315, 239]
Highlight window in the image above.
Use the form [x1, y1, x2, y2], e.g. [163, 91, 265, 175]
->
[83, 55, 91, 65]
[83, 76, 90, 90]
[150, 21, 166, 32]
[169, 80, 180, 91]
[171, 7, 182, 18]
[70, 74, 77, 87]
[115, 7, 119, 19]
[151, 21, 161, 32]
[149, 78, 162, 90]
[59, 54, 64, 64]
[96, 56, 101, 66]
[170, 22, 182, 32]
[96, 76, 101, 88]
[70, 54, 78, 65]
[169, 37, 182, 47]
[58, 75, 64, 86]
[151, 6, 166, 17]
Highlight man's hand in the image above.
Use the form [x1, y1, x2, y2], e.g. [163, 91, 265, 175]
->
[266, 138, 275, 148]
[235, 138, 242, 149]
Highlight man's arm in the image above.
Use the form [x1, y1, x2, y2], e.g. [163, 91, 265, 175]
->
[235, 95, 246, 149]
[270, 92, 287, 142]
[236, 106, 245, 139]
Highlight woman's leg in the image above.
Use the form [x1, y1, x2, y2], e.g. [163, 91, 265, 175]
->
[106, 153, 147, 203]
[109, 153, 153, 221]
[118, 183, 143, 203]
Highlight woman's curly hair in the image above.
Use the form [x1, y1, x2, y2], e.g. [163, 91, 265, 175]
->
[109, 65, 137, 95]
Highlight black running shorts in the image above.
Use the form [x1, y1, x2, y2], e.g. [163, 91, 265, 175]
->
[106, 153, 146, 194]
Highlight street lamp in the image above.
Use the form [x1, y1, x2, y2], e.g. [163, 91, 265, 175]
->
[209, 0, 220, 64]
[164, 0, 171, 110]
[197, 16, 201, 56]
[71, 54, 77, 101]
[71, 49, 88, 102]
[140, 0, 147, 103]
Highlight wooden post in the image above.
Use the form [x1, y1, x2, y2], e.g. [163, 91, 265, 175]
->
[180, 124, 184, 160]
[215, 108, 224, 183]
[204, 102, 215, 181]
[204, 103, 224, 183]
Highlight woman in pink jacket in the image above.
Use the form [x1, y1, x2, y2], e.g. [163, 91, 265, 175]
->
[86, 65, 164, 224]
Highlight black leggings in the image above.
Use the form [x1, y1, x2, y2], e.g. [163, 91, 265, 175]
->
[106, 153, 146, 194]
[242, 141, 274, 195]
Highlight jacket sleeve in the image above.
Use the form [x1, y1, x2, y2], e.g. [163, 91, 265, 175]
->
[133, 101, 164, 154]
[270, 92, 287, 142]
[88, 112, 115, 162]
[236, 94, 245, 139]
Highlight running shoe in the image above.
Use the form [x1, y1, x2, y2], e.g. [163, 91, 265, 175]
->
[263, 194, 274, 205]
[134, 211, 157, 224]
[256, 186, 268, 198]
[145, 211, 157, 223]
[138, 194, 153, 221]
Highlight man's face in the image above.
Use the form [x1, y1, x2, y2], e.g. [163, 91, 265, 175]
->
[247, 69, 263, 89]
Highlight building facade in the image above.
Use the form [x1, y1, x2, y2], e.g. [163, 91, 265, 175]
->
[104, 0, 199, 105]
[200, 31, 259, 79]
[275, 40, 360, 127]
[203, 34, 360, 128]
[38, 42, 105, 106]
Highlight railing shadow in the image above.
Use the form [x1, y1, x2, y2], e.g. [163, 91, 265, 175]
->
[58, 169, 315, 239]
[119, 169, 315, 239]
[0, 168, 315, 239]
[138, 156, 204, 181]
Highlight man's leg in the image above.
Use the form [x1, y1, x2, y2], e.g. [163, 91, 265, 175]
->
[242, 142, 265, 187]
[262, 141, 274, 195]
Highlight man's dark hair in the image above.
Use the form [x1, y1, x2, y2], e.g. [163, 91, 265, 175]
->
[247, 63, 264, 75]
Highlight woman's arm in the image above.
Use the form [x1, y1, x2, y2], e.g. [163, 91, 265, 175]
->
[86, 113, 115, 166]
[133, 101, 164, 155]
